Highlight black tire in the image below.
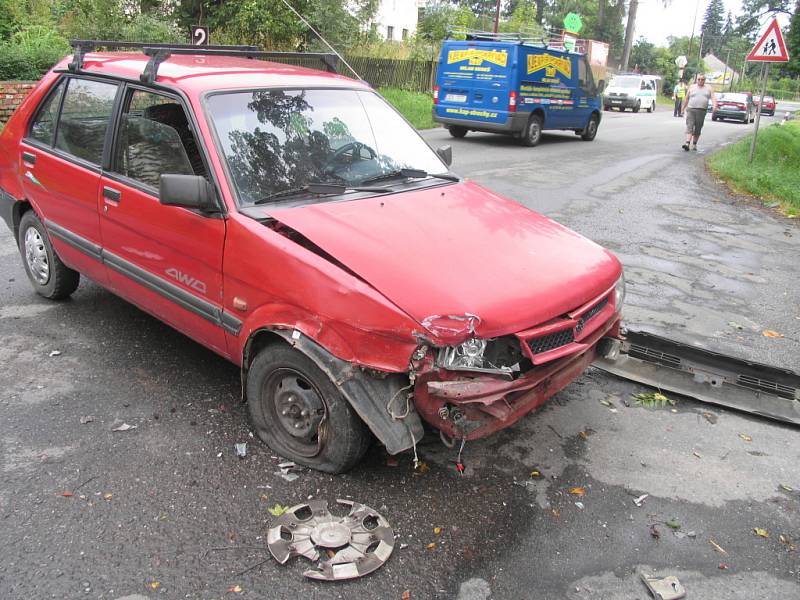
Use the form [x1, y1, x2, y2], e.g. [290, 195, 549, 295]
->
[646, 100, 654, 113]
[18, 210, 79, 300]
[632, 101, 641, 113]
[448, 125, 468, 138]
[581, 114, 600, 141]
[247, 343, 370, 473]
[519, 114, 543, 147]
[712, 115, 718, 121]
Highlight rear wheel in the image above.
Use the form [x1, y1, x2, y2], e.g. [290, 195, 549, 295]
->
[247, 344, 371, 473]
[448, 125, 468, 138]
[581, 114, 600, 141]
[646, 100, 655, 113]
[18, 210, 79, 300]
[519, 114, 543, 147]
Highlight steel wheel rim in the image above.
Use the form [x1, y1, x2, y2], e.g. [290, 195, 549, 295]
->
[24, 226, 50, 285]
[587, 119, 598, 137]
[529, 121, 541, 144]
[263, 367, 327, 458]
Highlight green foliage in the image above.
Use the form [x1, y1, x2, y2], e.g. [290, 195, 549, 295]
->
[707, 121, 800, 216]
[700, 0, 725, 56]
[787, 1, 800, 76]
[632, 392, 677, 408]
[378, 87, 436, 129]
[0, 26, 70, 79]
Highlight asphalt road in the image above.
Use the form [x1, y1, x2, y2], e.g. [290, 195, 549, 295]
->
[1, 105, 799, 600]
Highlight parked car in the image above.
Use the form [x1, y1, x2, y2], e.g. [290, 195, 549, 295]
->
[712, 92, 757, 123]
[0, 43, 624, 473]
[603, 73, 660, 113]
[432, 32, 604, 146]
[755, 95, 776, 116]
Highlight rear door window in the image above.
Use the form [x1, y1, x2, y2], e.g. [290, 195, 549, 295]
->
[55, 78, 118, 165]
[29, 79, 66, 146]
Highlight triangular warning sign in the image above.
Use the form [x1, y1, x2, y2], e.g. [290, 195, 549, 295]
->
[746, 19, 789, 62]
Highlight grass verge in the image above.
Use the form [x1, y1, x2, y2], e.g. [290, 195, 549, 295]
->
[378, 87, 437, 130]
[707, 120, 800, 217]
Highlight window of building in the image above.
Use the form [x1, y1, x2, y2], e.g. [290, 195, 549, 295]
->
[402, 28, 408, 41]
[387, 26, 394, 41]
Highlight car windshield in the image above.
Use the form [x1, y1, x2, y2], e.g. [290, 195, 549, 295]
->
[206, 88, 448, 205]
[610, 76, 640, 89]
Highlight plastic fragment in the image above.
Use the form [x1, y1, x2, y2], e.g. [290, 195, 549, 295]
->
[49, 350, 61, 357]
[111, 422, 137, 432]
[639, 573, 686, 600]
[633, 494, 648, 507]
[235, 443, 247, 458]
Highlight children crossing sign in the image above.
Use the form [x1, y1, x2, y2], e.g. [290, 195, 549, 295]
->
[746, 19, 789, 62]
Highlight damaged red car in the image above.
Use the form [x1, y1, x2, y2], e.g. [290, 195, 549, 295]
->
[0, 43, 624, 473]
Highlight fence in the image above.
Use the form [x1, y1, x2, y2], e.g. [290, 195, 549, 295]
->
[342, 56, 438, 93]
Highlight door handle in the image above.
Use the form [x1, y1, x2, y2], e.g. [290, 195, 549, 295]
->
[103, 186, 121, 202]
[22, 151, 36, 165]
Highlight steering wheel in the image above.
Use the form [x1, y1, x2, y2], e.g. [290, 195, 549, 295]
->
[323, 141, 377, 174]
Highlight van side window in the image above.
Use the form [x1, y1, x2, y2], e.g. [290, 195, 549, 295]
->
[112, 89, 205, 190]
[578, 59, 587, 87]
[29, 79, 66, 147]
[54, 78, 118, 165]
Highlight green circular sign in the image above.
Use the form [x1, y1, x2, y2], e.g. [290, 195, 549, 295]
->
[564, 13, 582, 34]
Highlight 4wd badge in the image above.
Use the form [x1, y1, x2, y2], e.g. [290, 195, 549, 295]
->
[527, 53, 571, 78]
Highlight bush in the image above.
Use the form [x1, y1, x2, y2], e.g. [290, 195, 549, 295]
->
[0, 26, 70, 80]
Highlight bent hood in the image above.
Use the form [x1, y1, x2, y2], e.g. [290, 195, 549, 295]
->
[269, 181, 621, 339]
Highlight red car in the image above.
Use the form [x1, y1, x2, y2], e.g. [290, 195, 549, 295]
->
[756, 95, 776, 116]
[0, 42, 624, 472]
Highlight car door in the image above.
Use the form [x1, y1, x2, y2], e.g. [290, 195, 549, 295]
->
[98, 85, 230, 357]
[573, 56, 595, 127]
[19, 76, 120, 283]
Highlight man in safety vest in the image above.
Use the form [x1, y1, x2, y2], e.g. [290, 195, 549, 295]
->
[673, 80, 687, 117]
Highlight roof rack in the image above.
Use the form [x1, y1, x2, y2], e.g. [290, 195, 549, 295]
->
[67, 40, 340, 84]
[446, 28, 549, 44]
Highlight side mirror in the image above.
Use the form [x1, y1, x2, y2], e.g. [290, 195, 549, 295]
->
[160, 174, 215, 211]
[597, 80, 606, 94]
[436, 145, 453, 167]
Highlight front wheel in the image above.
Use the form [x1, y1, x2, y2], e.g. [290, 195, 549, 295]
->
[633, 101, 641, 113]
[646, 100, 655, 113]
[519, 114, 543, 147]
[448, 125, 468, 138]
[581, 114, 599, 141]
[18, 210, 79, 300]
[247, 344, 371, 473]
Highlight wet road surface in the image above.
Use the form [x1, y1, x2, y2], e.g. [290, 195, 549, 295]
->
[1, 105, 799, 599]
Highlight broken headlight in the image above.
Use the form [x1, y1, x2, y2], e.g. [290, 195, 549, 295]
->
[436, 337, 524, 375]
[614, 274, 626, 309]
[438, 338, 487, 369]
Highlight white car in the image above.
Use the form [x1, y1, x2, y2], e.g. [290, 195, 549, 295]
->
[603, 74, 661, 113]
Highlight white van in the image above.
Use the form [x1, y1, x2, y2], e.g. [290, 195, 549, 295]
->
[603, 74, 661, 113]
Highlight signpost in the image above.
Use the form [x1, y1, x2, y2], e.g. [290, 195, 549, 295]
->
[746, 19, 790, 163]
[562, 13, 582, 53]
[191, 25, 209, 46]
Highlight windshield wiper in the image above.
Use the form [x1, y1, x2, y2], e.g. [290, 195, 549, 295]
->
[253, 183, 392, 205]
[360, 168, 459, 185]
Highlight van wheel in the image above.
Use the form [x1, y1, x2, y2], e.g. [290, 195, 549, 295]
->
[18, 211, 79, 300]
[519, 114, 543, 147]
[581, 114, 600, 141]
[633, 101, 641, 113]
[647, 100, 655, 113]
[448, 125, 468, 138]
[247, 344, 371, 474]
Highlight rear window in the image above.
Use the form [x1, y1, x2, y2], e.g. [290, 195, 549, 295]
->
[54, 78, 118, 165]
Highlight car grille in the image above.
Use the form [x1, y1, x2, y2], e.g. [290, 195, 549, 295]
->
[529, 328, 575, 354]
[576, 297, 608, 334]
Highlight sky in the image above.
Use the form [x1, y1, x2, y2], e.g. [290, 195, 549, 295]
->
[633, 0, 790, 47]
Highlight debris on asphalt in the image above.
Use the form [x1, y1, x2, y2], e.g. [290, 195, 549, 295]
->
[111, 422, 137, 432]
[640, 572, 686, 600]
[235, 443, 247, 458]
[633, 494, 649, 507]
[727, 321, 744, 330]
[650, 524, 661, 540]
[666, 519, 681, 530]
[276, 471, 299, 482]
[226, 585, 243, 593]
[702, 412, 718, 424]
[709, 539, 728, 555]
[267, 499, 394, 580]
[103, 493, 112, 501]
[267, 504, 288, 517]
[414, 461, 430, 474]
[426, 542, 436, 550]
[433, 527, 443, 535]
[48, 350, 61, 357]
[692, 451, 702, 459]
[386, 456, 399, 467]
[739, 433, 753, 442]
[761, 329, 784, 338]
[146, 582, 161, 590]
[673, 531, 687, 539]
[779, 483, 793, 492]
[61, 491, 73, 497]
[569, 487, 586, 497]
[599, 398, 617, 413]
[401, 591, 411, 600]
[79, 416, 94, 424]
[574, 501, 584, 510]
[632, 392, 676, 408]
[278, 461, 296, 470]
[753, 527, 769, 538]
[779, 535, 796, 551]
[530, 470, 542, 478]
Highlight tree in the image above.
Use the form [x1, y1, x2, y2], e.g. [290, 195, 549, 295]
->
[736, 0, 793, 39]
[700, 0, 725, 56]
[787, 0, 800, 75]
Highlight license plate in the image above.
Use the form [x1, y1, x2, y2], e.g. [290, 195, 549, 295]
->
[445, 94, 467, 103]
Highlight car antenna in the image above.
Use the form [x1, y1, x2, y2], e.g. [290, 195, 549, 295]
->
[277, 0, 362, 81]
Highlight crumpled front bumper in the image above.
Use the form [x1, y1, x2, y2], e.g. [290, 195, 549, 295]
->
[413, 314, 621, 440]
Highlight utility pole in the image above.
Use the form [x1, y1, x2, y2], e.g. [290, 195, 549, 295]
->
[493, 0, 501, 33]
[687, 0, 701, 63]
[621, 0, 638, 71]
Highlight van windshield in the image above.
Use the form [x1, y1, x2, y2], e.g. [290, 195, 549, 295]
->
[610, 76, 640, 89]
[206, 88, 448, 205]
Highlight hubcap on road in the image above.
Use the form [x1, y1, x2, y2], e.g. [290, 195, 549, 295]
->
[24, 227, 49, 285]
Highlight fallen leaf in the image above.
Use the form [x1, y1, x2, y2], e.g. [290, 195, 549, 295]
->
[147, 582, 161, 589]
[779, 484, 793, 492]
[753, 527, 769, 538]
[268, 504, 289, 517]
[425, 542, 436, 550]
[551, 509, 560, 518]
[227, 585, 243, 593]
[632, 392, 676, 408]
[414, 461, 430, 474]
[260, 494, 269, 502]
[530, 470, 542, 478]
[433, 527, 442, 535]
[103, 493, 112, 501]
[762, 330, 784, 338]
[401, 591, 411, 600]
[61, 491, 73, 497]
[578, 431, 589, 440]
[739, 433, 753, 442]
[569, 487, 586, 497]
[709, 539, 728, 555]
[666, 519, 681, 530]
